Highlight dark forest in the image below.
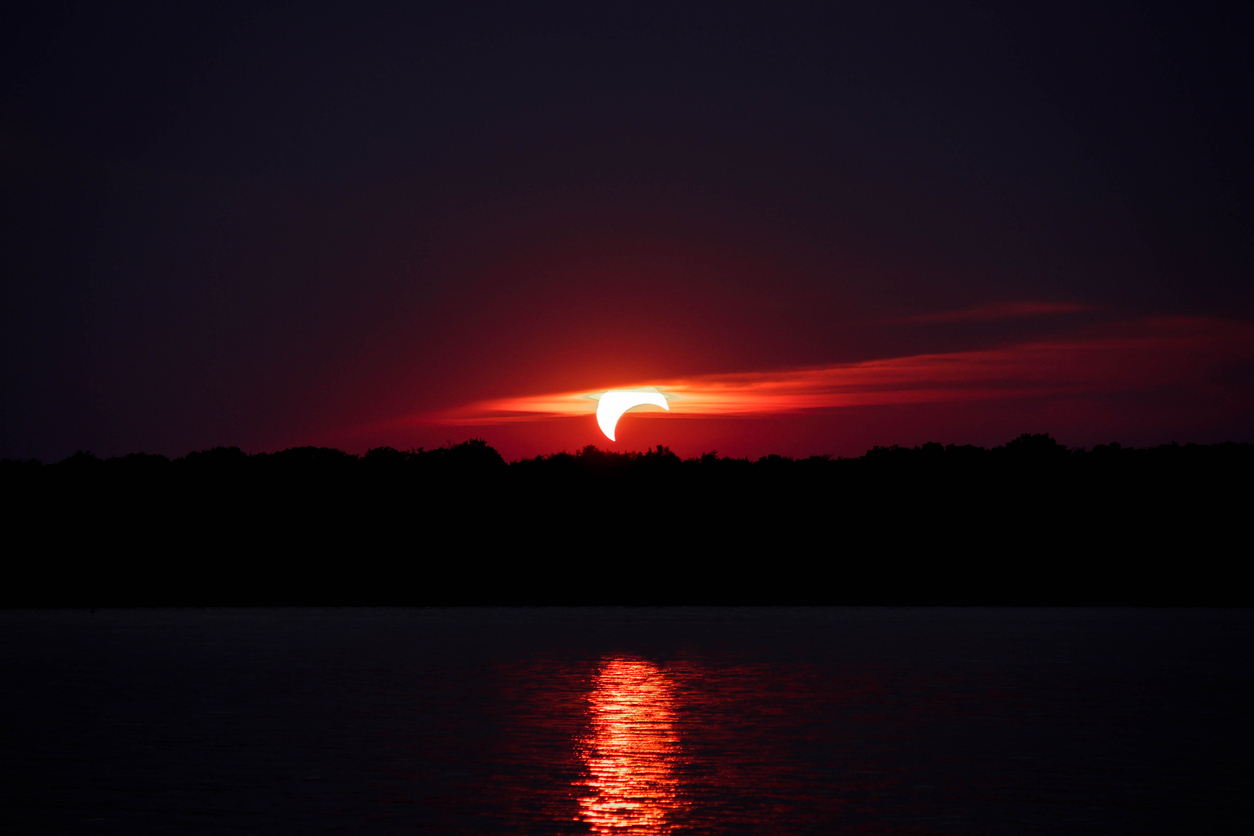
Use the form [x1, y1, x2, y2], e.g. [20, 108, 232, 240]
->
[2, 434, 1247, 606]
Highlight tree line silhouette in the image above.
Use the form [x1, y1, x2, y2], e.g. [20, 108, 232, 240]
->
[2, 434, 1248, 606]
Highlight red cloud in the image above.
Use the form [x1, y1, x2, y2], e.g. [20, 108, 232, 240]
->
[426, 316, 1253, 426]
[894, 301, 1093, 323]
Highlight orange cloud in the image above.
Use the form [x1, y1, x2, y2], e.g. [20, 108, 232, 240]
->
[420, 317, 1254, 427]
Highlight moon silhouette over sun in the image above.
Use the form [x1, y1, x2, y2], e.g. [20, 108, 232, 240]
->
[596, 389, 669, 441]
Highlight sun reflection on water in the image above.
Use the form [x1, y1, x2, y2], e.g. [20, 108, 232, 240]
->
[576, 657, 685, 834]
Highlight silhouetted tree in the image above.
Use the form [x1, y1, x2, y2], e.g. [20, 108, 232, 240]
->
[3, 433, 1251, 606]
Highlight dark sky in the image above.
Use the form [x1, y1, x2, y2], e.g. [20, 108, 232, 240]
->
[3, 2, 1252, 460]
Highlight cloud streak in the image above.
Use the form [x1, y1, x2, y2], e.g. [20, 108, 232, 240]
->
[893, 301, 1093, 323]
[419, 317, 1254, 427]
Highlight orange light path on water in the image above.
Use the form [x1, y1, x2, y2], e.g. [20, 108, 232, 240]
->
[576, 658, 685, 835]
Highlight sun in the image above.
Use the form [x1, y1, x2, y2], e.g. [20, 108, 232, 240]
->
[595, 389, 670, 441]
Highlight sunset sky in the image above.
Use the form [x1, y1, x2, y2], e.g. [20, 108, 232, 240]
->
[3, 3, 1251, 461]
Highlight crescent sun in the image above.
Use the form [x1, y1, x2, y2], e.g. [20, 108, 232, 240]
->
[596, 390, 669, 441]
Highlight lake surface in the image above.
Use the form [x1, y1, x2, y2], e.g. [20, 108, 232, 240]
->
[1, 608, 1250, 834]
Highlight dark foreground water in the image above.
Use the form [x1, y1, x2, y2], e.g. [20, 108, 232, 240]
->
[1, 608, 1250, 835]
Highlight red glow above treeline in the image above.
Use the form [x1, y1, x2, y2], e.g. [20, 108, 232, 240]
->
[356, 314, 1254, 458]
[441, 315, 1237, 422]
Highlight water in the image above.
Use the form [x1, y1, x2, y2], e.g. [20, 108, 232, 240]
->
[1, 608, 1249, 834]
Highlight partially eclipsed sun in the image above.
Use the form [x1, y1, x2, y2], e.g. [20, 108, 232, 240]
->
[596, 389, 669, 441]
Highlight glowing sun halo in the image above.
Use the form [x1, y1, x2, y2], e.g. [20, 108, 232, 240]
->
[596, 389, 669, 441]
